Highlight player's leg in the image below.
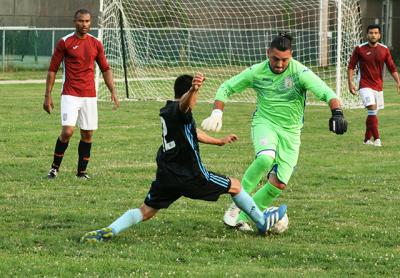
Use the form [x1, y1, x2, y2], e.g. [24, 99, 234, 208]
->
[76, 97, 98, 178]
[80, 204, 158, 243]
[237, 130, 299, 223]
[81, 177, 179, 243]
[76, 129, 93, 179]
[47, 95, 79, 179]
[372, 90, 384, 147]
[241, 121, 277, 194]
[360, 88, 378, 145]
[229, 177, 287, 234]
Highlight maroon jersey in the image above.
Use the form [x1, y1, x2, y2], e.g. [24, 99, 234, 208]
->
[49, 32, 110, 97]
[348, 42, 397, 91]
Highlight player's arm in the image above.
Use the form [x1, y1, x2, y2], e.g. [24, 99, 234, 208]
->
[347, 47, 359, 95]
[196, 128, 238, 146]
[97, 41, 120, 109]
[43, 40, 64, 114]
[102, 69, 120, 109]
[384, 49, 400, 93]
[201, 67, 253, 132]
[300, 69, 347, 135]
[179, 73, 205, 113]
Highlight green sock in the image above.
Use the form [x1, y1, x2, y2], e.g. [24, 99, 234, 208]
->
[238, 182, 282, 222]
[241, 155, 274, 193]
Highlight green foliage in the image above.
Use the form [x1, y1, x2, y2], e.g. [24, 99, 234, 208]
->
[0, 79, 399, 277]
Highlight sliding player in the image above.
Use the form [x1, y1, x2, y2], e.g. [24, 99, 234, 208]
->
[81, 73, 286, 242]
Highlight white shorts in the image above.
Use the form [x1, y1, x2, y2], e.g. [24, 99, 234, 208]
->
[61, 95, 98, 130]
[359, 88, 384, 110]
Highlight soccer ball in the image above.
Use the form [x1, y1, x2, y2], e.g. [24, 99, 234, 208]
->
[269, 212, 289, 235]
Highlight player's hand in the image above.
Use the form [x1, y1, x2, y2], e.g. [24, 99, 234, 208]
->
[219, 134, 238, 146]
[396, 82, 400, 95]
[190, 73, 205, 93]
[201, 109, 223, 132]
[348, 83, 357, 95]
[329, 108, 348, 135]
[111, 92, 120, 110]
[43, 95, 54, 114]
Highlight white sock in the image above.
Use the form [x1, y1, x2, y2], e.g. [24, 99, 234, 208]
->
[108, 208, 143, 235]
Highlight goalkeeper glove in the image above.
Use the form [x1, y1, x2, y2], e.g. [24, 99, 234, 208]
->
[201, 109, 223, 132]
[329, 108, 348, 135]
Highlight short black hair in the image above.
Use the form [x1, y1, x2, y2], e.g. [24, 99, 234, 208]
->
[74, 9, 91, 19]
[174, 75, 193, 99]
[270, 32, 293, 51]
[367, 24, 381, 33]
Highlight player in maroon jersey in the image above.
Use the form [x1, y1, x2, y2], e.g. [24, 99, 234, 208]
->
[348, 24, 400, 147]
[43, 9, 120, 179]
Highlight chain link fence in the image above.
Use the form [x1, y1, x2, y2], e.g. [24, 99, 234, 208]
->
[0, 27, 98, 71]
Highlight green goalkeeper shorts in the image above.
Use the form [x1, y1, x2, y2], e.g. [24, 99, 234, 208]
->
[251, 115, 301, 185]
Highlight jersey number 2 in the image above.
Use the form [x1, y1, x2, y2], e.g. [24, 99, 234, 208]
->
[160, 116, 176, 151]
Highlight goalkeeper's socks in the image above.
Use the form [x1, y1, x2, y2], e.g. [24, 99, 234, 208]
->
[109, 208, 143, 235]
[232, 188, 264, 227]
[77, 140, 91, 174]
[241, 154, 274, 193]
[51, 137, 69, 170]
[238, 182, 282, 222]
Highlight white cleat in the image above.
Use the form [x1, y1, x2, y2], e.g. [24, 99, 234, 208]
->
[373, 139, 382, 147]
[235, 220, 254, 232]
[363, 140, 374, 146]
[223, 203, 240, 227]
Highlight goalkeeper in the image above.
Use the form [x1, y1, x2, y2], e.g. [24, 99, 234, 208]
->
[202, 33, 348, 230]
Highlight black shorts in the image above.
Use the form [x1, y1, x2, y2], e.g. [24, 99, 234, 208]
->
[144, 168, 231, 209]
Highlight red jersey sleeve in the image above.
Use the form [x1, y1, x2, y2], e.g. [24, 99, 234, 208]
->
[49, 39, 65, 73]
[348, 46, 359, 70]
[385, 48, 397, 74]
[95, 41, 110, 72]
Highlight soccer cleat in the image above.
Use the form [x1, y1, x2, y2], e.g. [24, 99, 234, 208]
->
[363, 140, 374, 146]
[80, 227, 114, 243]
[235, 220, 254, 232]
[76, 172, 91, 180]
[47, 168, 58, 179]
[257, 204, 287, 235]
[373, 139, 382, 147]
[223, 202, 241, 227]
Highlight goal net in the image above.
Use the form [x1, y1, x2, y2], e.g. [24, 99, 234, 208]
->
[97, 0, 362, 107]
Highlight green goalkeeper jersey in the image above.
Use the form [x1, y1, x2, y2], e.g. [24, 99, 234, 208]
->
[215, 58, 337, 130]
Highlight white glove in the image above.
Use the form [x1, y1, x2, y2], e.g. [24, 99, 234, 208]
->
[201, 109, 223, 132]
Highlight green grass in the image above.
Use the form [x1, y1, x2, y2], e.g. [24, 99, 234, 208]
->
[1, 80, 400, 277]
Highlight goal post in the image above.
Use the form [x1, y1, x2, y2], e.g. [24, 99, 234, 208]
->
[97, 0, 362, 107]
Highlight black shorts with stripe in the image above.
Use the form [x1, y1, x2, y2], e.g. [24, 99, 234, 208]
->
[144, 168, 231, 209]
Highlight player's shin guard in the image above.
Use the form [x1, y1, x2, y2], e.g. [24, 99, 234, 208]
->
[109, 208, 143, 235]
[77, 140, 92, 174]
[52, 137, 69, 170]
[241, 154, 274, 193]
[232, 188, 264, 227]
[238, 182, 282, 222]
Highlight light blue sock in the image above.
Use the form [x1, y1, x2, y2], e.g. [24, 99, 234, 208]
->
[108, 208, 143, 235]
[232, 188, 264, 226]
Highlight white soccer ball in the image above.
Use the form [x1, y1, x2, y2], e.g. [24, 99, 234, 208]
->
[269, 213, 289, 235]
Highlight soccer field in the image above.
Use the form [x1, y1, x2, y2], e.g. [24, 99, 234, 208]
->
[0, 79, 399, 277]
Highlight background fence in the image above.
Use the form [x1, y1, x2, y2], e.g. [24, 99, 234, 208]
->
[0, 27, 98, 71]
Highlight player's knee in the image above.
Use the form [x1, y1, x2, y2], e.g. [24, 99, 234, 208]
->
[60, 128, 74, 142]
[80, 130, 93, 142]
[140, 204, 158, 221]
[269, 174, 286, 190]
[228, 177, 241, 195]
[255, 153, 275, 170]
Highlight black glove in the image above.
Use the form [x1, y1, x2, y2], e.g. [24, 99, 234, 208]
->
[329, 108, 348, 135]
